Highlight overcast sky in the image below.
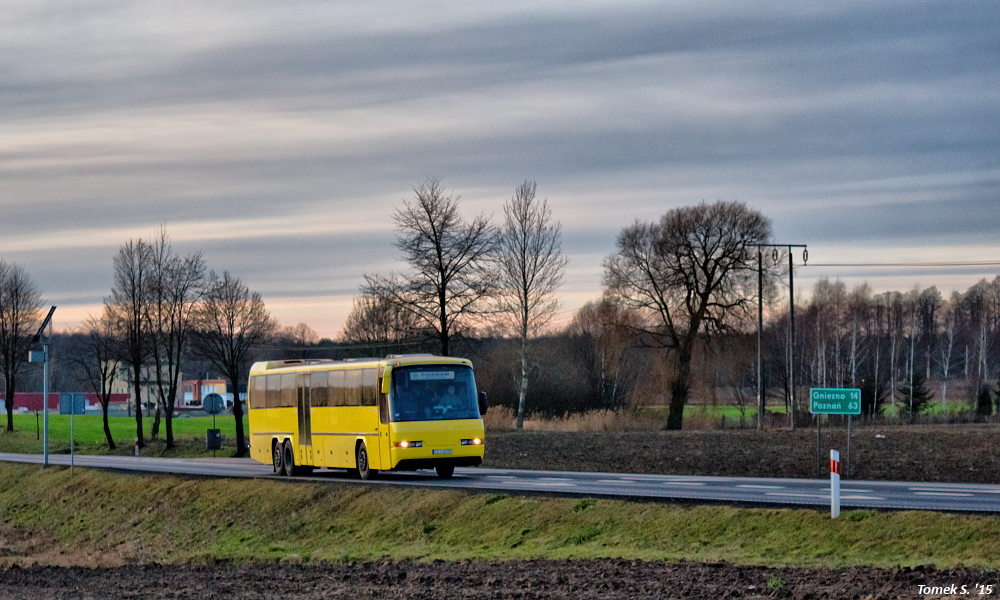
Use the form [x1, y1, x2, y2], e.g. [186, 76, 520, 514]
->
[2, 0, 997, 338]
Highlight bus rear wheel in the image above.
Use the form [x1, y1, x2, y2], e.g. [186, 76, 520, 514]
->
[282, 440, 297, 476]
[272, 440, 284, 474]
[356, 442, 377, 480]
[435, 463, 455, 479]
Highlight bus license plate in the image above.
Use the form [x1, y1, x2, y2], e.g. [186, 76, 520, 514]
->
[432, 449, 452, 455]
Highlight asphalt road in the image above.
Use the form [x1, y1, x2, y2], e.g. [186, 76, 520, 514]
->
[3, 452, 999, 513]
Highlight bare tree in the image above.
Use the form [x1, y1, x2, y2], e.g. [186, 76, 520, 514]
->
[885, 291, 907, 409]
[846, 283, 874, 387]
[495, 181, 568, 429]
[190, 271, 277, 457]
[144, 227, 205, 449]
[278, 322, 319, 358]
[107, 237, 152, 447]
[566, 297, 642, 412]
[937, 302, 957, 412]
[0, 261, 42, 432]
[68, 308, 123, 448]
[809, 279, 847, 387]
[362, 178, 498, 356]
[603, 201, 771, 430]
[340, 291, 419, 355]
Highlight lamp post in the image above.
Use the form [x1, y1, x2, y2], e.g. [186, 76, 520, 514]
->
[28, 306, 56, 466]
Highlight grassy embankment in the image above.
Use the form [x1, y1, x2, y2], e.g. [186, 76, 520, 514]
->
[0, 462, 998, 569]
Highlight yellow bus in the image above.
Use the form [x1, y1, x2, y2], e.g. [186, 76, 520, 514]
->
[247, 354, 487, 479]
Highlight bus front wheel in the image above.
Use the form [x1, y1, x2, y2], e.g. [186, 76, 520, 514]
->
[436, 463, 455, 479]
[356, 442, 377, 480]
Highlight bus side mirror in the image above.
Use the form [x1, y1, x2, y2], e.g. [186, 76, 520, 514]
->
[478, 391, 489, 415]
[381, 366, 392, 394]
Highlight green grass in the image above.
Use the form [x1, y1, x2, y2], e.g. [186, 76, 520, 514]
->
[682, 401, 975, 422]
[1, 462, 999, 568]
[683, 405, 760, 419]
[0, 414, 248, 457]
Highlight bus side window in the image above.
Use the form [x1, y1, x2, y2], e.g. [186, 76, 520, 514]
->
[344, 369, 362, 406]
[311, 371, 329, 407]
[266, 374, 281, 408]
[280, 373, 297, 408]
[329, 370, 345, 406]
[361, 368, 377, 406]
[249, 375, 265, 409]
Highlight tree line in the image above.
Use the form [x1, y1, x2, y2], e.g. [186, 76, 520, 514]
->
[403, 278, 1000, 429]
[343, 178, 568, 430]
[1, 178, 571, 452]
[3, 183, 997, 446]
[341, 186, 775, 430]
[1, 227, 277, 456]
[790, 277, 1000, 420]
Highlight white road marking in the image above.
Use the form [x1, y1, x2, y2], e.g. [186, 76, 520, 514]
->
[766, 492, 829, 499]
[765, 492, 883, 500]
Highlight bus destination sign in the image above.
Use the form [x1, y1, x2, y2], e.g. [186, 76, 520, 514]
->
[809, 388, 861, 415]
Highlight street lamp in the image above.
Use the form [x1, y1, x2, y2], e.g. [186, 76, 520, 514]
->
[28, 306, 56, 466]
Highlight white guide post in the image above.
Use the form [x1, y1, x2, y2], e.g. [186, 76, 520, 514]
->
[830, 449, 841, 518]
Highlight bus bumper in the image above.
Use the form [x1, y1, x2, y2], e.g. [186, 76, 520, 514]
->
[392, 455, 482, 471]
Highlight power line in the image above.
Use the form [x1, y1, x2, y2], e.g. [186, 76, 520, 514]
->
[805, 260, 1000, 268]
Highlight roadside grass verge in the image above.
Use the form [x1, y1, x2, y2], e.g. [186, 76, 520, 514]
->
[1, 463, 998, 569]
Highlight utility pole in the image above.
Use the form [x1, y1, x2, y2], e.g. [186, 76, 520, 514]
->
[757, 247, 764, 430]
[753, 246, 806, 429]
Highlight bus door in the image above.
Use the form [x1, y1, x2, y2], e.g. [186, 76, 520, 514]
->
[378, 367, 391, 468]
[297, 373, 312, 465]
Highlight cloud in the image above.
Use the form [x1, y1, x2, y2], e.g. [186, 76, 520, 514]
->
[1, 0, 997, 336]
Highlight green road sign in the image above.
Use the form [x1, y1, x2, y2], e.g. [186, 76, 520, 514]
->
[810, 388, 861, 415]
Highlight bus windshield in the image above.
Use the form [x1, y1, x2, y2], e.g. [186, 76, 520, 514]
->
[390, 364, 481, 422]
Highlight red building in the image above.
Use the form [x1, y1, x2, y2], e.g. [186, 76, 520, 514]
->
[182, 379, 229, 407]
[0, 392, 130, 412]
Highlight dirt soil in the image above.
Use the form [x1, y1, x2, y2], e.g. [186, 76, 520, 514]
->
[0, 559, 994, 599]
[1, 424, 998, 599]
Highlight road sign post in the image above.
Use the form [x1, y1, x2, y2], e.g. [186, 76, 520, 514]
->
[203, 393, 225, 454]
[811, 388, 860, 480]
[809, 388, 861, 415]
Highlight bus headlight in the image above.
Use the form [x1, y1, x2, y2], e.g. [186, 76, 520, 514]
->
[395, 440, 422, 448]
[461, 438, 482, 446]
